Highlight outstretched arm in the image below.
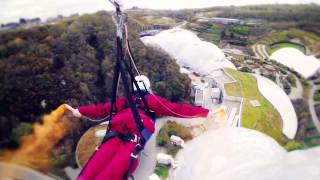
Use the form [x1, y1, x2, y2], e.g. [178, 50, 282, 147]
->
[147, 94, 209, 118]
[77, 96, 127, 119]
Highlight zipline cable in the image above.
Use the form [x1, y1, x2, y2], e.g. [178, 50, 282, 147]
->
[82, 0, 217, 122]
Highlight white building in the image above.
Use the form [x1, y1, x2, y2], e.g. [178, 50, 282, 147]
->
[170, 135, 185, 147]
[211, 88, 221, 99]
[157, 153, 174, 166]
[197, 17, 241, 25]
[194, 88, 204, 106]
[149, 174, 160, 180]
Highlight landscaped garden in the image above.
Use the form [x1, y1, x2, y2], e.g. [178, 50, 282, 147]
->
[257, 29, 320, 55]
[231, 25, 250, 36]
[224, 68, 285, 145]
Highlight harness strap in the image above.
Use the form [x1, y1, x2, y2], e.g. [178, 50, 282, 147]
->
[101, 131, 120, 144]
[100, 131, 144, 180]
[134, 95, 156, 121]
[102, 131, 140, 145]
[124, 143, 143, 180]
[116, 46, 145, 132]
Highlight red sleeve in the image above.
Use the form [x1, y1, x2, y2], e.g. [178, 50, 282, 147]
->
[147, 94, 209, 118]
[78, 96, 126, 118]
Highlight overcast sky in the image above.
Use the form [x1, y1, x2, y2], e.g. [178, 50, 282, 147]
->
[0, 0, 319, 24]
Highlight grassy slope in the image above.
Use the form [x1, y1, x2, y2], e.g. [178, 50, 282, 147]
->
[224, 68, 285, 145]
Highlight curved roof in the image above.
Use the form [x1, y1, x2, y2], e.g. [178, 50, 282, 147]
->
[174, 128, 320, 180]
[270, 48, 320, 79]
[141, 28, 235, 74]
[254, 74, 298, 139]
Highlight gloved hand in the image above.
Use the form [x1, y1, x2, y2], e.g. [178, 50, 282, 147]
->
[206, 110, 216, 121]
[207, 106, 226, 121]
[65, 104, 82, 118]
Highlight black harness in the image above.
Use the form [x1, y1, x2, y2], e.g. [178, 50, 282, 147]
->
[79, 1, 155, 179]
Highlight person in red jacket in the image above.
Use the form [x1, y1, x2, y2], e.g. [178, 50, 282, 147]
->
[66, 75, 214, 180]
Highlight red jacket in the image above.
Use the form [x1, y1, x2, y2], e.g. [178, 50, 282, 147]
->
[78, 94, 209, 138]
[78, 94, 209, 180]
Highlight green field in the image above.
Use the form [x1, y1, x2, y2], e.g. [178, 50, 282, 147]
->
[270, 42, 305, 54]
[224, 68, 285, 145]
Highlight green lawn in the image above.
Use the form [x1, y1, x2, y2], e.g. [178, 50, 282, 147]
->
[231, 25, 250, 36]
[270, 42, 305, 54]
[224, 68, 285, 145]
[155, 165, 169, 179]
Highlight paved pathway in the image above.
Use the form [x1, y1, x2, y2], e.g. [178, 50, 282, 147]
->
[308, 83, 320, 133]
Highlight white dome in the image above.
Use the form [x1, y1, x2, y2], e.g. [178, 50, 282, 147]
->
[173, 128, 320, 180]
[270, 48, 320, 79]
[141, 28, 235, 74]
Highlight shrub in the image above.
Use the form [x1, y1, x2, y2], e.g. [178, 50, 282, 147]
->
[10, 122, 33, 143]
[166, 144, 181, 157]
[239, 66, 253, 73]
[284, 141, 304, 151]
[52, 153, 73, 168]
[231, 25, 250, 36]
[287, 74, 297, 87]
[314, 90, 320, 101]
[53, 55, 65, 70]
[0, 45, 8, 58]
[156, 121, 192, 147]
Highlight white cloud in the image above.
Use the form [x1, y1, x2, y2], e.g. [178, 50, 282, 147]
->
[0, 0, 319, 23]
